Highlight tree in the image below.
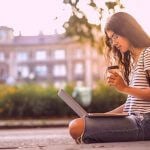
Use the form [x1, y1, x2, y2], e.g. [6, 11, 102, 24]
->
[63, 0, 124, 53]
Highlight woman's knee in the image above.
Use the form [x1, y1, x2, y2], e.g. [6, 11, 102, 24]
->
[69, 118, 85, 140]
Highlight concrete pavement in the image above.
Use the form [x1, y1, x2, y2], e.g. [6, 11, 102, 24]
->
[0, 127, 150, 150]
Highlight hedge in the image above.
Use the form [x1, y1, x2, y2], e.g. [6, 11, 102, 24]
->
[0, 82, 127, 119]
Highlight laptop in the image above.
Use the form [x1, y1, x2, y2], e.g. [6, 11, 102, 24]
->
[57, 89, 128, 118]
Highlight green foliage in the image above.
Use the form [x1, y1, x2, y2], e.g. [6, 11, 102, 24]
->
[105, 1, 124, 11]
[0, 83, 127, 118]
[63, 0, 124, 53]
[64, 83, 74, 94]
[0, 84, 61, 118]
[88, 82, 126, 112]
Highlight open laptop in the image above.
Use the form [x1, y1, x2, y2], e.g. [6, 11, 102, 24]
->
[57, 89, 128, 118]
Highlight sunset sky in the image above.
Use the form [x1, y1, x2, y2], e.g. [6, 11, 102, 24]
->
[0, 0, 149, 36]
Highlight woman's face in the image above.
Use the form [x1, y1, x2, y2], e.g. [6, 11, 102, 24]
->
[106, 30, 130, 53]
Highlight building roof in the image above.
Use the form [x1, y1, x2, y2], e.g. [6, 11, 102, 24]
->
[0, 33, 76, 46]
[14, 34, 65, 45]
[0, 26, 77, 46]
[0, 26, 14, 31]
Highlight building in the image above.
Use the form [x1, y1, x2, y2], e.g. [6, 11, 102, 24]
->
[0, 26, 106, 88]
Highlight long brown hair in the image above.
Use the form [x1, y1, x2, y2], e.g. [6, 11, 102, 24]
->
[104, 12, 150, 85]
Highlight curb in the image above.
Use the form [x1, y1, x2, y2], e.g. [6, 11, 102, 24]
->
[0, 119, 71, 129]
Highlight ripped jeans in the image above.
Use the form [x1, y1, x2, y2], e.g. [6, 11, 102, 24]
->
[82, 113, 150, 143]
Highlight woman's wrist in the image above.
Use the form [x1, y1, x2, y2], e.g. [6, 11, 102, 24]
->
[122, 85, 130, 94]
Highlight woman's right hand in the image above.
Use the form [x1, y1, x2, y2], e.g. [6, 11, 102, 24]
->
[107, 71, 128, 92]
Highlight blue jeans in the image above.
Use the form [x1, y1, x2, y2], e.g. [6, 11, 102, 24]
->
[82, 113, 150, 143]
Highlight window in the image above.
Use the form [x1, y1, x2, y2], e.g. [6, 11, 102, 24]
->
[0, 68, 7, 80]
[17, 66, 29, 78]
[35, 51, 46, 60]
[0, 31, 7, 41]
[35, 65, 47, 76]
[93, 63, 98, 74]
[74, 63, 84, 75]
[17, 52, 28, 61]
[53, 64, 66, 76]
[54, 49, 65, 60]
[54, 81, 66, 89]
[92, 50, 98, 58]
[0, 52, 5, 61]
[74, 49, 83, 59]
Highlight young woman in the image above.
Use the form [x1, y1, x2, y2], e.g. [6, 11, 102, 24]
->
[69, 12, 150, 144]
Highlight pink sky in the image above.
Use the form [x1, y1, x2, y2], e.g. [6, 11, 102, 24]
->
[0, 0, 149, 36]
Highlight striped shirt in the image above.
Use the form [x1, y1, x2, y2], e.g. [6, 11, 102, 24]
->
[124, 47, 150, 114]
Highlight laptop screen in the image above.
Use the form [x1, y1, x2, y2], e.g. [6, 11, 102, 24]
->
[57, 89, 87, 117]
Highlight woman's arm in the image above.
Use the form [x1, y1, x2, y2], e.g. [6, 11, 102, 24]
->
[122, 86, 150, 100]
[106, 104, 125, 113]
[108, 71, 150, 100]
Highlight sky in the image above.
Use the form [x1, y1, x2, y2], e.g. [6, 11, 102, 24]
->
[0, 0, 71, 35]
[0, 0, 150, 36]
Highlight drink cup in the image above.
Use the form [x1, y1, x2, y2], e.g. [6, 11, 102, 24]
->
[107, 65, 120, 77]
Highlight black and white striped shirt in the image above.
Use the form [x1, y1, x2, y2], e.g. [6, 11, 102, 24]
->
[124, 47, 150, 114]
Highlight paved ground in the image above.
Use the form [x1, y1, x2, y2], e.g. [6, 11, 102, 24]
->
[0, 127, 150, 150]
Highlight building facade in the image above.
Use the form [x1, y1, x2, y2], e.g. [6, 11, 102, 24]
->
[0, 26, 106, 88]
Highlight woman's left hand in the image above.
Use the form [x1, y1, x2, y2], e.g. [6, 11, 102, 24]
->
[107, 71, 127, 92]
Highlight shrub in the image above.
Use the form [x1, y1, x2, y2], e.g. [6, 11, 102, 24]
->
[0, 82, 127, 118]
[87, 82, 127, 113]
